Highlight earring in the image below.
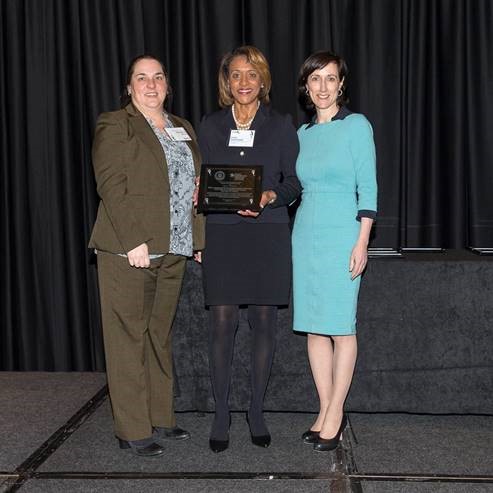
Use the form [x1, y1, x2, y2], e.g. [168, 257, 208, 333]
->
[305, 88, 309, 95]
[261, 84, 264, 88]
[338, 88, 343, 96]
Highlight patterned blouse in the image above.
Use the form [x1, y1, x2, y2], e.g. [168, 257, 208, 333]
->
[146, 114, 195, 257]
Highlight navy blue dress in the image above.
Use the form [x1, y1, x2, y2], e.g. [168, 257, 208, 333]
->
[197, 104, 301, 305]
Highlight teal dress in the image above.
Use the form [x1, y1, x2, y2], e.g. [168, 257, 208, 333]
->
[292, 109, 377, 335]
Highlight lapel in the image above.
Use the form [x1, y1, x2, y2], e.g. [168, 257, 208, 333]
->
[125, 103, 170, 185]
[219, 107, 235, 143]
[250, 103, 268, 132]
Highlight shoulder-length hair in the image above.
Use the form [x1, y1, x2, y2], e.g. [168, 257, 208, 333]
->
[298, 51, 349, 111]
[218, 45, 271, 108]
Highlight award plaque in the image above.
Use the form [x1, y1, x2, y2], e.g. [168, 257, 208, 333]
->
[197, 165, 263, 213]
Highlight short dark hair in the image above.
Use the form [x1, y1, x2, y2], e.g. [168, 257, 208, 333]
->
[120, 54, 173, 109]
[298, 51, 349, 111]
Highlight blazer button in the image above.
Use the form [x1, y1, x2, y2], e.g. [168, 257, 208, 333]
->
[240, 151, 245, 156]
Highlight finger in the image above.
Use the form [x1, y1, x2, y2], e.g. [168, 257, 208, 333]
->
[259, 192, 268, 208]
[356, 258, 367, 276]
[237, 209, 258, 217]
[349, 256, 355, 272]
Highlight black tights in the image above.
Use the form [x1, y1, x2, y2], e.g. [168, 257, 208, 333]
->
[208, 304, 277, 439]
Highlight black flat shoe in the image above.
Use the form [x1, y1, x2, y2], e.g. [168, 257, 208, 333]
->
[313, 415, 347, 452]
[301, 429, 320, 444]
[154, 426, 191, 441]
[246, 414, 271, 448]
[118, 439, 164, 457]
[209, 437, 229, 453]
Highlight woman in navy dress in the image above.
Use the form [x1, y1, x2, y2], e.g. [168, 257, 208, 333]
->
[197, 46, 301, 453]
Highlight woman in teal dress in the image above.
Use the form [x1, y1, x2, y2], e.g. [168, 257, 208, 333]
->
[292, 51, 377, 451]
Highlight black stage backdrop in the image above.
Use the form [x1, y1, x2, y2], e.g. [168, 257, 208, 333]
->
[1, 0, 492, 370]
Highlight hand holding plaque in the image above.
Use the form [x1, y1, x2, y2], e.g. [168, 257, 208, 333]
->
[197, 165, 263, 213]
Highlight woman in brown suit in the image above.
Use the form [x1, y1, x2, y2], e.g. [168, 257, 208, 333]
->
[89, 55, 204, 456]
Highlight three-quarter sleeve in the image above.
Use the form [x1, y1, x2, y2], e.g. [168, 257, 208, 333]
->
[92, 113, 152, 252]
[349, 115, 378, 220]
[271, 115, 302, 207]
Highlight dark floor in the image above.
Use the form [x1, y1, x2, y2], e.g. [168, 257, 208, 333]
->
[1, 373, 492, 492]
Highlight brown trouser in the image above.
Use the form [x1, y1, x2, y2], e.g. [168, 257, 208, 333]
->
[97, 251, 186, 441]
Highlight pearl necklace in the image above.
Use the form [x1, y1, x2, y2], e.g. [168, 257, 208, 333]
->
[232, 101, 260, 130]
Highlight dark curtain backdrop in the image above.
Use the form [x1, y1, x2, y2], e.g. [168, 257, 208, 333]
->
[1, 0, 492, 370]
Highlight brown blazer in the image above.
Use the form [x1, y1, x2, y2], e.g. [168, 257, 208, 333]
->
[88, 103, 205, 254]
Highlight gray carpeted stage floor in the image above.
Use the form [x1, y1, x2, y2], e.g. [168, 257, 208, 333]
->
[37, 407, 336, 473]
[0, 372, 107, 471]
[1, 373, 492, 492]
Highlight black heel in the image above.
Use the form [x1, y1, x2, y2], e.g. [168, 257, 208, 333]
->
[246, 414, 271, 448]
[118, 438, 131, 449]
[347, 414, 359, 444]
[313, 414, 347, 452]
[209, 415, 231, 453]
[209, 437, 229, 453]
[117, 438, 164, 457]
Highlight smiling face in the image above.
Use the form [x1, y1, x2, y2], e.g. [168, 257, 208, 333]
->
[305, 62, 343, 114]
[228, 56, 262, 107]
[127, 58, 167, 113]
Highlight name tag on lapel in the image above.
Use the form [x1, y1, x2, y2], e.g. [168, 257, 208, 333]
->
[228, 130, 255, 147]
[166, 127, 192, 141]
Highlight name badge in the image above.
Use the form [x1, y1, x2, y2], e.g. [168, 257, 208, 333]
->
[228, 130, 255, 147]
[166, 127, 192, 141]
